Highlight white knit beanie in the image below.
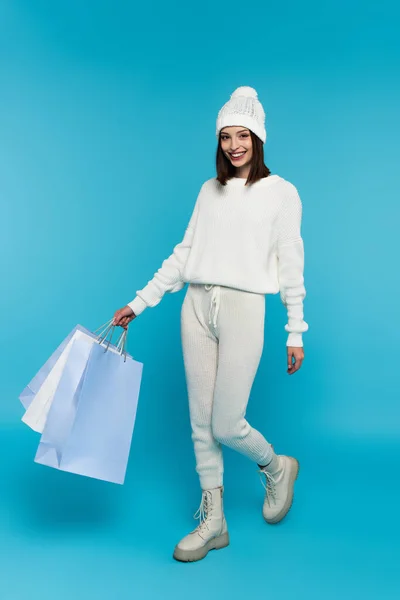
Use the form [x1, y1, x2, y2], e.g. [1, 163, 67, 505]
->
[216, 86, 267, 143]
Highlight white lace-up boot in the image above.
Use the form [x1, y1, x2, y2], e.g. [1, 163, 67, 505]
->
[259, 455, 300, 524]
[173, 486, 229, 562]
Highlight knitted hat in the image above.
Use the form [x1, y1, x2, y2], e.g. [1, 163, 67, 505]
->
[216, 86, 267, 143]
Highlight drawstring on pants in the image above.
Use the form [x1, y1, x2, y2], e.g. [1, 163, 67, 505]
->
[205, 284, 221, 330]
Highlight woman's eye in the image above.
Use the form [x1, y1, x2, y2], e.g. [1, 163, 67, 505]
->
[221, 134, 248, 140]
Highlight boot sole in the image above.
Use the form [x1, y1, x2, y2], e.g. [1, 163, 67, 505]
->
[173, 532, 230, 562]
[263, 458, 300, 525]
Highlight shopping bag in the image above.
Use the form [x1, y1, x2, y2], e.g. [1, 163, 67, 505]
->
[19, 325, 80, 410]
[28, 321, 126, 453]
[34, 325, 143, 485]
[20, 320, 114, 432]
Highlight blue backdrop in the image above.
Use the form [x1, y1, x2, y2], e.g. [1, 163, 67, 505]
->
[1, 1, 399, 598]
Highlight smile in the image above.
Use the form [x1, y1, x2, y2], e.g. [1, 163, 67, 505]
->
[229, 151, 247, 161]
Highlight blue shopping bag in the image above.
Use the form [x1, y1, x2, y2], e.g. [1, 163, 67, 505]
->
[34, 325, 143, 485]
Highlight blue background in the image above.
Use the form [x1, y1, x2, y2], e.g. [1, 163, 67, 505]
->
[1, 1, 399, 598]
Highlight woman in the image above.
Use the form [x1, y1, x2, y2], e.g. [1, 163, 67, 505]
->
[113, 86, 308, 562]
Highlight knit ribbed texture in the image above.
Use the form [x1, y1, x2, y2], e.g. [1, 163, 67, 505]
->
[181, 283, 275, 490]
[216, 86, 267, 143]
[128, 174, 308, 347]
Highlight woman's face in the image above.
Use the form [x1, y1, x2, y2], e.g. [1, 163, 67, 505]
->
[220, 126, 253, 169]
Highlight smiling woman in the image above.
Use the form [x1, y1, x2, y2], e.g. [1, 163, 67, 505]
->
[215, 88, 271, 185]
[217, 126, 270, 184]
[113, 85, 307, 564]
[221, 128, 252, 163]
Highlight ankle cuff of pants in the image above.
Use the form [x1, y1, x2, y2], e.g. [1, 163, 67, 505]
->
[257, 445, 275, 468]
[200, 474, 223, 491]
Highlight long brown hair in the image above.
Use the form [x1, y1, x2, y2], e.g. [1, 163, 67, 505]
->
[216, 129, 271, 186]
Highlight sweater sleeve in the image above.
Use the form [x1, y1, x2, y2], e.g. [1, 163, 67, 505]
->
[127, 196, 200, 317]
[276, 186, 309, 347]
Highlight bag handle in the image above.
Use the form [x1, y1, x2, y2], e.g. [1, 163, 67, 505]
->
[116, 327, 128, 362]
[93, 319, 114, 337]
[95, 320, 129, 362]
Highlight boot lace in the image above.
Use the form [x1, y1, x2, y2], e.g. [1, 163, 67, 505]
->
[192, 490, 213, 535]
[258, 469, 278, 504]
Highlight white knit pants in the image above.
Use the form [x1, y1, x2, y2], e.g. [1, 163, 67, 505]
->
[180, 283, 274, 490]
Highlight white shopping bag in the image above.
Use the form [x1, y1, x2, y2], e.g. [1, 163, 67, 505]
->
[21, 320, 123, 433]
[22, 330, 90, 433]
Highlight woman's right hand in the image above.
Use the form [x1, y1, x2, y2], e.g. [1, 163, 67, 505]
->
[113, 305, 136, 330]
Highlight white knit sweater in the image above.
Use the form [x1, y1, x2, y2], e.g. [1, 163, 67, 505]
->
[128, 174, 308, 347]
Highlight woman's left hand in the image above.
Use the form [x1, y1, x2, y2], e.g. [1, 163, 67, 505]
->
[287, 346, 305, 375]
